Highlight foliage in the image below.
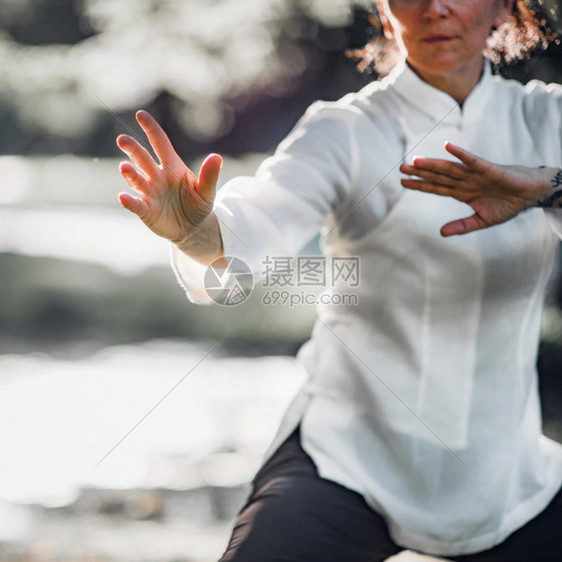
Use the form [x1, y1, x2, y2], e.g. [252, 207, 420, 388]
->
[0, 0, 374, 156]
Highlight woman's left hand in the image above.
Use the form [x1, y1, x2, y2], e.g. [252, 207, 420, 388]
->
[399, 142, 549, 237]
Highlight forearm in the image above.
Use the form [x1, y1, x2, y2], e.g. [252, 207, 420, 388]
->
[534, 167, 562, 208]
[174, 212, 226, 267]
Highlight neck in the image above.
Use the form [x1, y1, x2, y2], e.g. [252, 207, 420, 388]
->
[406, 57, 485, 106]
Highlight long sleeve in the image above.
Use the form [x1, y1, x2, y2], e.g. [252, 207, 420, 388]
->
[171, 101, 360, 303]
[545, 208, 562, 238]
[524, 79, 562, 238]
[542, 87, 562, 237]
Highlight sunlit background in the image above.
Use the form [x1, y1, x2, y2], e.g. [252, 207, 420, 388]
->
[1, 1, 562, 560]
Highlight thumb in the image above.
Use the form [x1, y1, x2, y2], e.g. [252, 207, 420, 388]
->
[440, 214, 484, 237]
[197, 153, 223, 197]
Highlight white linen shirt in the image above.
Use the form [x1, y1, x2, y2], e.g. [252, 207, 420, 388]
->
[172, 58, 562, 557]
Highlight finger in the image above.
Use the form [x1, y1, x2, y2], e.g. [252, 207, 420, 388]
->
[400, 165, 458, 187]
[403, 159, 466, 181]
[440, 214, 486, 237]
[401, 178, 455, 197]
[117, 134, 159, 177]
[197, 153, 223, 198]
[118, 192, 149, 218]
[136, 110, 180, 167]
[119, 161, 150, 194]
[444, 142, 487, 172]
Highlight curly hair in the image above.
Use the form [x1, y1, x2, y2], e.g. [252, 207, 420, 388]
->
[347, 0, 558, 77]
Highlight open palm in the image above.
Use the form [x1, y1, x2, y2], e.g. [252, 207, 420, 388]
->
[399, 142, 545, 236]
[117, 110, 222, 244]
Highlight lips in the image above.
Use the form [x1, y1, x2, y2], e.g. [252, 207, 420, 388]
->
[423, 34, 454, 44]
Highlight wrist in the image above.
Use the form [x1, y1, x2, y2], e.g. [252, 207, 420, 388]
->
[175, 213, 225, 265]
[174, 217, 207, 248]
[533, 167, 562, 208]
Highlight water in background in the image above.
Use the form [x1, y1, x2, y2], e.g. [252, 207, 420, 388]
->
[0, 340, 305, 506]
[0, 154, 313, 560]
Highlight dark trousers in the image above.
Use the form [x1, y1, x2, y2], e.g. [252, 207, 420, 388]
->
[219, 424, 562, 561]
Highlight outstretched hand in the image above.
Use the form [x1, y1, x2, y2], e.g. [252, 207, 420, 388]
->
[399, 142, 549, 236]
[117, 110, 223, 244]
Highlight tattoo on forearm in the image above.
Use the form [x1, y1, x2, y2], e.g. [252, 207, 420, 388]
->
[551, 169, 562, 188]
[537, 167, 562, 208]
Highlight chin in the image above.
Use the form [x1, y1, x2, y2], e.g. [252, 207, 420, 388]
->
[412, 55, 474, 76]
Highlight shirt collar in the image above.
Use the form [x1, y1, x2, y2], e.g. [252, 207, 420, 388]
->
[385, 57, 493, 125]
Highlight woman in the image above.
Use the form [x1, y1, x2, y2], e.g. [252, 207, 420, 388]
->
[116, 1, 562, 560]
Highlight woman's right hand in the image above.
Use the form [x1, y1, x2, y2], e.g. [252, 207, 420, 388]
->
[116, 110, 223, 246]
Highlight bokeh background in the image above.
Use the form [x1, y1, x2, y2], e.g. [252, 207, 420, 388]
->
[1, 1, 562, 560]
